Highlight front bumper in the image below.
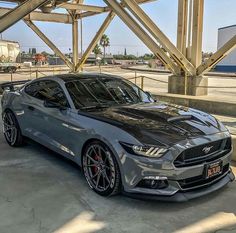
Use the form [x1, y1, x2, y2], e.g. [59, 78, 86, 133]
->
[118, 132, 234, 201]
[123, 170, 235, 202]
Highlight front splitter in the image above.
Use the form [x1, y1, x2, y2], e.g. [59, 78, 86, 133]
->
[123, 171, 235, 202]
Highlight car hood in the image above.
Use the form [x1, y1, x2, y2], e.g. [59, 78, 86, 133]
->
[81, 102, 228, 146]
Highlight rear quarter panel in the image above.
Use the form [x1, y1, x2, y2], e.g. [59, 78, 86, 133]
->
[1, 90, 23, 116]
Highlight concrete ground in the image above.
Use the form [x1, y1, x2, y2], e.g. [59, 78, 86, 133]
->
[0, 67, 236, 233]
[0, 112, 236, 233]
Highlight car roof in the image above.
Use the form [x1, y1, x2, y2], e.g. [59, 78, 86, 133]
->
[35, 73, 123, 83]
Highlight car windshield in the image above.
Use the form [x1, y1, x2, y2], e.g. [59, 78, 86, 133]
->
[65, 77, 154, 109]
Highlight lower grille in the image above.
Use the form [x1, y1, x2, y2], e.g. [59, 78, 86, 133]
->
[178, 164, 230, 191]
[174, 137, 232, 168]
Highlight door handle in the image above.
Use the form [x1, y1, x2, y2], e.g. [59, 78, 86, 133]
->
[28, 106, 35, 111]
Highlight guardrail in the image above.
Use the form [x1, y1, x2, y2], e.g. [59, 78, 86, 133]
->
[127, 74, 168, 89]
[126, 74, 236, 90]
[1, 67, 236, 91]
[1, 66, 69, 83]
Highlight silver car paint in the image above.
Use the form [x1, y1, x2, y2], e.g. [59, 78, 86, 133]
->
[1, 76, 234, 199]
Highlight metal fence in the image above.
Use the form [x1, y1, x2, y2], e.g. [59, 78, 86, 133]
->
[1, 66, 236, 98]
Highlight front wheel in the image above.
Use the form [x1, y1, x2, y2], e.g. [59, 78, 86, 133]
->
[2, 110, 24, 147]
[82, 141, 121, 196]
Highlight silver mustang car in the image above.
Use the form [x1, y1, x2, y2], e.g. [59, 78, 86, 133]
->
[1, 73, 235, 201]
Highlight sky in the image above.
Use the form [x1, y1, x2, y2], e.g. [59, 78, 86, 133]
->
[1, 0, 236, 55]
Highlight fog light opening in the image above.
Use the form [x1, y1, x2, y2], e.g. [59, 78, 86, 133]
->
[137, 176, 169, 189]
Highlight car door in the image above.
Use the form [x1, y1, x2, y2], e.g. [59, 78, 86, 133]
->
[22, 80, 78, 158]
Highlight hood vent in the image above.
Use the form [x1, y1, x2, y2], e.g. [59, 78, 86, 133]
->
[167, 115, 193, 123]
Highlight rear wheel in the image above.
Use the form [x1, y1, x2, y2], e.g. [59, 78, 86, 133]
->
[2, 110, 24, 147]
[82, 141, 121, 196]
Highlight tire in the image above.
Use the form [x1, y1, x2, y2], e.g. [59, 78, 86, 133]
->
[82, 140, 121, 197]
[2, 110, 24, 147]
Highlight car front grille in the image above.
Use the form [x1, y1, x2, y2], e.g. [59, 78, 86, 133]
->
[174, 137, 232, 168]
[178, 164, 230, 191]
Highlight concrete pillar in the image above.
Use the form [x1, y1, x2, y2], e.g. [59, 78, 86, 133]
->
[232, 135, 236, 161]
[168, 75, 208, 96]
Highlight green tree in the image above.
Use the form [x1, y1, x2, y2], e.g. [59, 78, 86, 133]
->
[41, 51, 52, 57]
[100, 34, 110, 61]
[124, 48, 127, 56]
[93, 44, 102, 58]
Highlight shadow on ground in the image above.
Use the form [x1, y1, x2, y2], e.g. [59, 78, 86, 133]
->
[0, 121, 235, 233]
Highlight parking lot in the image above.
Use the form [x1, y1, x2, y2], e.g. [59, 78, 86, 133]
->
[0, 105, 236, 233]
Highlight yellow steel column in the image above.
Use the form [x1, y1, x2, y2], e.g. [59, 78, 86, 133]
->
[187, 0, 193, 61]
[72, 19, 79, 70]
[191, 0, 204, 68]
[123, 0, 195, 75]
[104, 0, 179, 75]
[177, 0, 188, 56]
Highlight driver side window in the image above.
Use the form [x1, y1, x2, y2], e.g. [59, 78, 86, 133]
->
[25, 80, 69, 108]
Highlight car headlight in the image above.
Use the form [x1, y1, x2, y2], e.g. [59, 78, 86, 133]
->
[120, 142, 168, 158]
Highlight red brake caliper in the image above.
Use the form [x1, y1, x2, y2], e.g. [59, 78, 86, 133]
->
[92, 154, 100, 173]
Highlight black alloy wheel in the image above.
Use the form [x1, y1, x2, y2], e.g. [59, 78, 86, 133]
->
[2, 110, 24, 147]
[82, 141, 121, 196]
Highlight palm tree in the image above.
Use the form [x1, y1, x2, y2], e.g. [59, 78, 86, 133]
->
[100, 34, 110, 61]
[93, 44, 102, 59]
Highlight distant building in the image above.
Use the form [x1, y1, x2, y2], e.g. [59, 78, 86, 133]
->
[86, 54, 114, 64]
[21, 52, 35, 64]
[48, 56, 66, 66]
[216, 25, 236, 72]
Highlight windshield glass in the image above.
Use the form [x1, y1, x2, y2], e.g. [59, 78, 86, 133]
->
[65, 77, 154, 109]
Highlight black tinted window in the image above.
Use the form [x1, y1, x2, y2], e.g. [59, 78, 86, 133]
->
[25, 81, 69, 107]
[65, 77, 153, 109]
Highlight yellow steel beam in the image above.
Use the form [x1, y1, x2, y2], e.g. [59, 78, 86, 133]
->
[24, 20, 74, 70]
[0, 0, 49, 32]
[75, 11, 116, 71]
[79, 10, 110, 19]
[191, 0, 204, 68]
[0, 7, 73, 24]
[105, 0, 179, 75]
[59, 3, 109, 13]
[123, 0, 195, 76]
[197, 35, 236, 75]
[77, 0, 157, 19]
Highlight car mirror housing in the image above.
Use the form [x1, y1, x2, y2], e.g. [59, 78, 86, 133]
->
[43, 100, 66, 110]
[145, 91, 157, 102]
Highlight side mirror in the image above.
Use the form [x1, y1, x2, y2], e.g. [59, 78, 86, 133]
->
[145, 91, 157, 102]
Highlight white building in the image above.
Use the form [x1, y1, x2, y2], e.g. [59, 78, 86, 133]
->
[216, 25, 236, 72]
